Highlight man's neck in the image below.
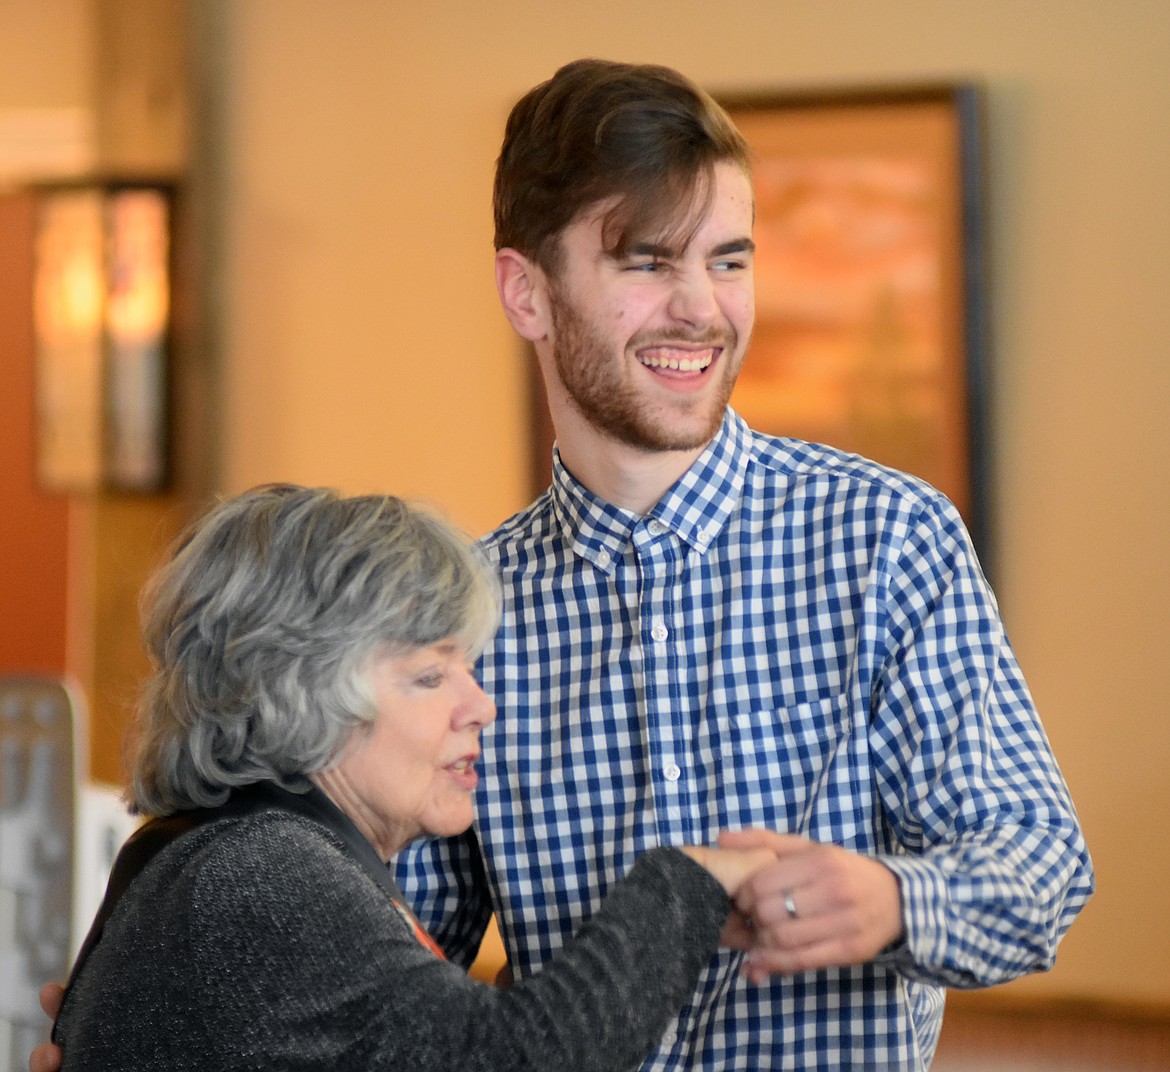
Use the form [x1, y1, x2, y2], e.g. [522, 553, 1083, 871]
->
[553, 420, 710, 516]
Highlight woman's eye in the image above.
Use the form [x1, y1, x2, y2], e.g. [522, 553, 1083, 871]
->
[414, 671, 444, 689]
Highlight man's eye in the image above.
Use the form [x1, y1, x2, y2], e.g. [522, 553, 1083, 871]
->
[712, 259, 748, 272]
[626, 260, 664, 272]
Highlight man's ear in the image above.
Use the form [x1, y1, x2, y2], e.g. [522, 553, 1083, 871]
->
[495, 248, 549, 342]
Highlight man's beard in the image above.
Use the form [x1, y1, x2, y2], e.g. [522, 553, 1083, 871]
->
[547, 283, 742, 453]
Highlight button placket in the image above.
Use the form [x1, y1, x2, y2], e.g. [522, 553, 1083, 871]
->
[635, 523, 694, 836]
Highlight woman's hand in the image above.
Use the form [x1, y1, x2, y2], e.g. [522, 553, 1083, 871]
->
[679, 843, 778, 951]
[28, 983, 64, 1072]
[680, 843, 776, 898]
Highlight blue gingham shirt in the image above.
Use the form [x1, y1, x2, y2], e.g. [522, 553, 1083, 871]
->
[396, 409, 1093, 1071]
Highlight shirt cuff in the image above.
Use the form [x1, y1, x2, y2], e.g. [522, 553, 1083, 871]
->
[872, 853, 950, 975]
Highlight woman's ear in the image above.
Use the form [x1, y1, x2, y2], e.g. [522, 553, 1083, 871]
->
[495, 248, 549, 342]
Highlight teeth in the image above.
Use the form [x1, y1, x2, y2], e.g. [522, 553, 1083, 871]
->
[451, 760, 469, 771]
[638, 349, 714, 372]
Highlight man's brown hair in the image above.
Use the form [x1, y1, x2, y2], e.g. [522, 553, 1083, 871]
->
[493, 59, 751, 274]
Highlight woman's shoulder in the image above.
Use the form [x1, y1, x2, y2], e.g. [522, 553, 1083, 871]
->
[180, 807, 364, 901]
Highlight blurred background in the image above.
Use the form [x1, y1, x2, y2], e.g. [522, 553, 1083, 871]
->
[2, 1, 1168, 1067]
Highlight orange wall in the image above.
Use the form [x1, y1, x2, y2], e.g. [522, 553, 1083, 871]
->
[0, 192, 71, 674]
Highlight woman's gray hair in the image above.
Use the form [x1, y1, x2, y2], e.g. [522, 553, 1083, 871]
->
[129, 484, 500, 815]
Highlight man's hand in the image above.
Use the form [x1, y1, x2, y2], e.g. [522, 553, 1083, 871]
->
[718, 829, 904, 984]
[28, 983, 64, 1072]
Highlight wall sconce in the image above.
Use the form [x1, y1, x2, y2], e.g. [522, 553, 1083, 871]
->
[33, 183, 173, 493]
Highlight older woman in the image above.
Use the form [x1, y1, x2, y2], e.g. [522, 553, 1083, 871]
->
[49, 484, 773, 1072]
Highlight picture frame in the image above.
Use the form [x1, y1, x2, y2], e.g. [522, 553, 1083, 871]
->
[528, 83, 992, 573]
[721, 84, 991, 570]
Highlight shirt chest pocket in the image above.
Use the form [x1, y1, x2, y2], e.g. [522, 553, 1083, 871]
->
[715, 694, 859, 840]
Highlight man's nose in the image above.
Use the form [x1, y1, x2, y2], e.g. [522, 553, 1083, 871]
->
[666, 268, 719, 326]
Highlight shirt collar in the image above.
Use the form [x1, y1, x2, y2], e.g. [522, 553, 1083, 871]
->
[549, 408, 752, 572]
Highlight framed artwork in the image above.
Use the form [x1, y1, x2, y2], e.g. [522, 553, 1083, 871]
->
[34, 182, 173, 492]
[722, 84, 991, 566]
[529, 83, 991, 572]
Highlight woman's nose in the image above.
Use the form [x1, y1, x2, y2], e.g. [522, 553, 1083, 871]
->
[456, 669, 497, 729]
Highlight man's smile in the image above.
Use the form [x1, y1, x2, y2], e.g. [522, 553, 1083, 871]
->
[635, 346, 718, 373]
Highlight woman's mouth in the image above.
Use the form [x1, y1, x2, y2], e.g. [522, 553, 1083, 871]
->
[447, 755, 480, 790]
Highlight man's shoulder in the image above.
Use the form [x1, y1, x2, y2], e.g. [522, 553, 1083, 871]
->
[474, 488, 558, 562]
[745, 427, 944, 508]
[741, 428, 977, 573]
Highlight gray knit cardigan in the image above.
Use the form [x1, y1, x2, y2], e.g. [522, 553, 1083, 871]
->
[55, 784, 730, 1071]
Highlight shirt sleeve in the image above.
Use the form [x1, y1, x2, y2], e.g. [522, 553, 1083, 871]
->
[867, 494, 1094, 988]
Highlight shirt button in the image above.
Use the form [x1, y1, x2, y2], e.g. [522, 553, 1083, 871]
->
[596, 549, 611, 567]
[647, 518, 667, 536]
[696, 527, 711, 545]
[664, 763, 682, 782]
[650, 623, 668, 642]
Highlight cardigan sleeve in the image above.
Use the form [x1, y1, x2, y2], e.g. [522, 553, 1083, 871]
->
[189, 815, 730, 1072]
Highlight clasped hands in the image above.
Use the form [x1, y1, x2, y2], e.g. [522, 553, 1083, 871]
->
[694, 830, 905, 984]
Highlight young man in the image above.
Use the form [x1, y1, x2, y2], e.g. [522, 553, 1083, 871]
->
[396, 59, 1093, 1070]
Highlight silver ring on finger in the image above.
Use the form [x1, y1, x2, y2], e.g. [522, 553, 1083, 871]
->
[783, 889, 799, 920]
